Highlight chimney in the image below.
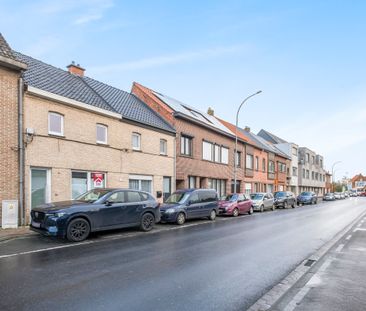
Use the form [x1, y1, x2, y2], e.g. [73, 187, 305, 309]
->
[207, 107, 214, 116]
[67, 61, 85, 77]
[244, 126, 250, 132]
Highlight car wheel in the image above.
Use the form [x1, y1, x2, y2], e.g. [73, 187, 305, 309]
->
[283, 201, 288, 209]
[292, 202, 295, 208]
[260, 205, 264, 213]
[176, 212, 186, 225]
[272, 204, 275, 211]
[140, 213, 155, 232]
[209, 210, 216, 221]
[248, 206, 253, 215]
[233, 208, 239, 217]
[66, 218, 90, 242]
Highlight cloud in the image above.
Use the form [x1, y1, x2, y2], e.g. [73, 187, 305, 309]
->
[89, 44, 249, 74]
[73, 0, 113, 25]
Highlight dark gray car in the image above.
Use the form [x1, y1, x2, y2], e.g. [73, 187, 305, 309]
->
[160, 189, 219, 225]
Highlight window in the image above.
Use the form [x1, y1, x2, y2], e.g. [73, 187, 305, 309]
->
[160, 139, 167, 155]
[71, 171, 106, 199]
[306, 170, 310, 179]
[208, 178, 226, 197]
[214, 145, 221, 162]
[48, 112, 63, 136]
[303, 169, 305, 178]
[203, 141, 214, 161]
[96, 124, 107, 144]
[126, 191, 141, 202]
[312, 171, 314, 180]
[188, 192, 200, 204]
[31, 168, 51, 209]
[188, 176, 196, 188]
[246, 154, 254, 169]
[268, 161, 275, 173]
[231, 180, 241, 193]
[129, 175, 152, 193]
[108, 191, 125, 203]
[221, 147, 229, 164]
[235, 151, 241, 167]
[245, 183, 252, 195]
[255, 156, 259, 171]
[181, 135, 192, 156]
[306, 153, 310, 162]
[163, 177, 171, 201]
[320, 159, 323, 168]
[262, 159, 266, 172]
[199, 191, 217, 203]
[292, 167, 298, 176]
[312, 156, 315, 164]
[132, 133, 141, 150]
[292, 147, 298, 156]
[279, 162, 286, 173]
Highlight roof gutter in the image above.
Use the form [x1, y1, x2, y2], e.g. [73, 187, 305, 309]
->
[26, 86, 122, 119]
[0, 55, 27, 71]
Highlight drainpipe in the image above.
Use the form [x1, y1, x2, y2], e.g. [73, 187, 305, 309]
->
[18, 77, 25, 226]
[173, 135, 176, 192]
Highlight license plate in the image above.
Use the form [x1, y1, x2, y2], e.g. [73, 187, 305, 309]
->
[31, 221, 41, 228]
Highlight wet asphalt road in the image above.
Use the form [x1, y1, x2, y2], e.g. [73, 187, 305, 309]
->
[0, 198, 365, 311]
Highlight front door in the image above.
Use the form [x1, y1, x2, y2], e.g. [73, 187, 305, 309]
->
[31, 168, 51, 209]
[186, 192, 201, 218]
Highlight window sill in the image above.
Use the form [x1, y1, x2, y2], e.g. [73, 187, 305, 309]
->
[96, 142, 109, 146]
[179, 154, 193, 158]
[132, 149, 142, 152]
[201, 159, 229, 166]
[48, 134, 65, 138]
[159, 153, 168, 157]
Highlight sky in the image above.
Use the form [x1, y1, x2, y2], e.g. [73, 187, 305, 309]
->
[1, 0, 365, 180]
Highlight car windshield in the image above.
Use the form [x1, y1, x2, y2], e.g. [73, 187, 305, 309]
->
[274, 192, 286, 198]
[165, 192, 191, 204]
[300, 192, 312, 196]
[75, 189, 111, 203]
[250, 194, 264, 200]
[221, 194, 238, 202]
[325, 193, 333, 196]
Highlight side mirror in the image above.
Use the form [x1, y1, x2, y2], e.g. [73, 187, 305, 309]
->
[186, 200, 191, 206]
[105, 200, 112, 206]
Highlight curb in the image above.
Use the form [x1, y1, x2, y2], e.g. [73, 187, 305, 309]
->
[247, 209, 366, 311]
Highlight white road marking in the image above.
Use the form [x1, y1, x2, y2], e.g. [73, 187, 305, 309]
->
[353, 228, 366, 232]
[346, 234, 352, 240]
[335, 244, 345, 253]
[283, 286, 312, 311]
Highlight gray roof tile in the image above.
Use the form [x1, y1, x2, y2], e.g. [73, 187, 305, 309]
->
[0, 33, 18, 60]
[12, 51, 175, 133]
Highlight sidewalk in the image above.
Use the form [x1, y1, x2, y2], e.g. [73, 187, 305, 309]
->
[271, 215, 366, 311]
[0, 226, 36, 242]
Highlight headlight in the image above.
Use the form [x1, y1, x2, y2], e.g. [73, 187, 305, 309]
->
[46, 212, 66, 218]
[166, 208, 176, 214]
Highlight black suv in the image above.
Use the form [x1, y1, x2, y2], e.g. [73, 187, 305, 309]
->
[274, 191, 296, 208]
[30, 188, 160, 242]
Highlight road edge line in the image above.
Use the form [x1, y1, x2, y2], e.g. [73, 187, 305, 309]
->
[246, 209, 366, 311]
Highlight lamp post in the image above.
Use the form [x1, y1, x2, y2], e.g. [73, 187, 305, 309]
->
[233, 90, 262, 194]
[331, 161, 342, 192]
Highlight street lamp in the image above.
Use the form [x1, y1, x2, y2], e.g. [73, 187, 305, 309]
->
[331, 161, 342, 192]
[233, 90, 262, 194]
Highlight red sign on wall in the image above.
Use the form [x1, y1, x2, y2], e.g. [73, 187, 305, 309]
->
[91, 173, 104, 187]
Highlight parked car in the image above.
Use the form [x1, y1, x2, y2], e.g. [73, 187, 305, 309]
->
[30, 188, 160, 242]
[219, 193, 253, 216]
[274, 191, 296, 208]
[323, 193, 336, 201]
[160, 189, 218, 225]
[334, 192, 341, 199]
[360, 192, 366, 197]
[340, 193, 346, 199]
[297, 191, 317, 205]
[250, 192, 275, 212]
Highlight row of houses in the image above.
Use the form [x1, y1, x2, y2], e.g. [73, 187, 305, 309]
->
[0, 34, 329, 226]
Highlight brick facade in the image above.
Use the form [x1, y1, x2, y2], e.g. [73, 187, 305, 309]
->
[0, 66, 20, 225]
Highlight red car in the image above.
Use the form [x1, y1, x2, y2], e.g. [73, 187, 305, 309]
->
[360, 192, 366, 197]
[219, 193, 253, 216]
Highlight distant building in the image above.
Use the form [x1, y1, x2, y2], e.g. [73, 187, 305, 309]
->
[350, 174, 366, 191]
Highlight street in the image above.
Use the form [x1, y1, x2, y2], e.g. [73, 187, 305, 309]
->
[0, 198, 365, 311]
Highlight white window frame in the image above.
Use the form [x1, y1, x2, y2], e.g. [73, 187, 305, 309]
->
[71, 171, 107, 199]
[202, 141, 214, 161]
[129, 175, 153, 193]
[48, 112, 64, 136]
[246, 154, 254, 169]
[160, 139, 167, 155]
[96, 124, 108, 144]
[221, 147, 229, 164]
[132, 132, 141, 150]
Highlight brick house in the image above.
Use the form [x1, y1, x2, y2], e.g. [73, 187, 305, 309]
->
[350, 174, 366, 191]
[0, 34, 175, 226]
[132, 82, 248, 196]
